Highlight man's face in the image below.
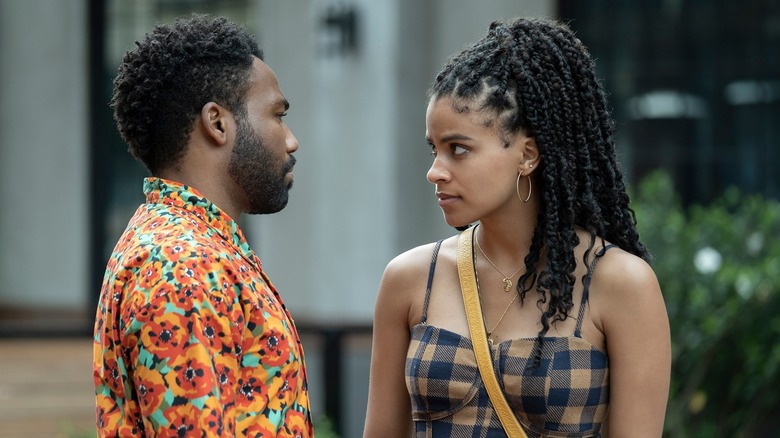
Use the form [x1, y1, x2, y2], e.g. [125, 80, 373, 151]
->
[228, 58, 298, 215]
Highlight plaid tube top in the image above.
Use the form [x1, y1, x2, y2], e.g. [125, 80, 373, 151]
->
[405, 241, 613, 437]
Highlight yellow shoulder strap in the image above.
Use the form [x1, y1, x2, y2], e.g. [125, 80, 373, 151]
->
[457, 227, 529, 438]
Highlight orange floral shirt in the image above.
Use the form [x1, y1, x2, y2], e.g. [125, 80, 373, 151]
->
[93, 178, 312, 437]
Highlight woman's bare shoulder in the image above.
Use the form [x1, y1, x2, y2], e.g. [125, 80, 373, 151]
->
[382, 237, 456, 284]
[374, 237, 457, 326]
[591, 246, 660, 296]
[588, 244, 666, 331]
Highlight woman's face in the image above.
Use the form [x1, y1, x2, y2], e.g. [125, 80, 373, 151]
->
[426, 97, 529, 227]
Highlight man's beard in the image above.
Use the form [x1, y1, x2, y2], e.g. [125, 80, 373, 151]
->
[228, 115, 295, 215]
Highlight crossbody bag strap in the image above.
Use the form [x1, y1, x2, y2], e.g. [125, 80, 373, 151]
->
[457, 227, 529, 438]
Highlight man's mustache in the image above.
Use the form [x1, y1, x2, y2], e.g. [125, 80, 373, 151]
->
[284, 155, 297, 173]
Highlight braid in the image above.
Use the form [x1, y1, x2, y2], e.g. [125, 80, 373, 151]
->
[430, 17, 650, 368]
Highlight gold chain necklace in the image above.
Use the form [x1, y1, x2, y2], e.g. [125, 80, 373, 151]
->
[475, 233, 527, 292]
[474, 260, 518, 347]
[487, 294, 518, 346]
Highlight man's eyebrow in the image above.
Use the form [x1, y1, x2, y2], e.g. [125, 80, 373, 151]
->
[279, 98, 290, 111]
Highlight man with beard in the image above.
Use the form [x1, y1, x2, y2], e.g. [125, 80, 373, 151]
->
[92, 14, 312, 437]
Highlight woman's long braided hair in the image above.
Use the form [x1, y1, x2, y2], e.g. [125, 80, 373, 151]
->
[431, 18, 650, 367]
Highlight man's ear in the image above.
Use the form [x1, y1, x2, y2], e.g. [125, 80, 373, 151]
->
[516, 135, 541, 174]
[200, 102, 231, 146]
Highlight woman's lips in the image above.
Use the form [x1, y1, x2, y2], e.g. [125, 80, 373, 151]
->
[436, 192, 459, 207]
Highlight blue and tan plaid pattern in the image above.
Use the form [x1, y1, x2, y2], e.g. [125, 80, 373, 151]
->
[406, 325, 607, 437]
[405, 242, 611, 437]
[406, 324, 505, 436]
[500, 336, 608, 436]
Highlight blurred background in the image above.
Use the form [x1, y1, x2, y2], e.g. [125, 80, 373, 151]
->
[0, 0, 778, 437]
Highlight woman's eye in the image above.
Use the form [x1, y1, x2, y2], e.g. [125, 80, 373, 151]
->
[453, 145, 468, 155]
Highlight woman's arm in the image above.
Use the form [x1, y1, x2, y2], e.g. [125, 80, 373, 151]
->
[595, 252, 671, 437]
[363, 253, 421, 438]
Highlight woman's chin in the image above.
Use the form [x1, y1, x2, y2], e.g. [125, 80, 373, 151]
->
[443, 215, 473, 230]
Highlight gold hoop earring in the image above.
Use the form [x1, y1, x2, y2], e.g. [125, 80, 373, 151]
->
[516, 170, 532, 203]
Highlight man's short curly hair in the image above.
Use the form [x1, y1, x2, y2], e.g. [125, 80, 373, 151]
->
[111, 14, 263, 174]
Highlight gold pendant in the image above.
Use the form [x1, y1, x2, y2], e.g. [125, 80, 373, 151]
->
[502, 277, 512, 292]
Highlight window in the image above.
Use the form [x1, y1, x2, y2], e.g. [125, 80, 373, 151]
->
[559, 0, 780, 204]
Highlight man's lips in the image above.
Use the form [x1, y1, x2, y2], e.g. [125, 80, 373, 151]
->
[284, 155, 296, 178]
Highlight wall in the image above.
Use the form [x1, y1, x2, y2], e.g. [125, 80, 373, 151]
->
[247, 2, 553, 436]
[249, 0, 553, 325]
[0, 0, 89, 313]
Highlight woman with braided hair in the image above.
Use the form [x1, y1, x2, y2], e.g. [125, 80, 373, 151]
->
[364, 17, 670, 437]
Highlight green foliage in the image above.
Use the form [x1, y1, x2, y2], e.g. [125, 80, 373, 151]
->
[632, 171, 780, 437]
[314, 415, 341, 438]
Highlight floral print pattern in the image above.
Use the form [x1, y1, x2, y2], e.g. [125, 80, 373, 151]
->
[93, 178, 311, 437]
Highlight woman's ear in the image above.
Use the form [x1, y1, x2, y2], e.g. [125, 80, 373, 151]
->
[199, 102, 230, 146]
[517, 135, 541, 174]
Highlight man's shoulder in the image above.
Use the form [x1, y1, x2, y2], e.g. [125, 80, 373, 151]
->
[109, 207, 225, 267]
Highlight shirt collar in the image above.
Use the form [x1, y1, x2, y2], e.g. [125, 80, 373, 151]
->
[143, 177, 259, 266]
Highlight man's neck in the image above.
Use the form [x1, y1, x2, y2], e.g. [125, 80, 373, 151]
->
[156, 170, 241, 221]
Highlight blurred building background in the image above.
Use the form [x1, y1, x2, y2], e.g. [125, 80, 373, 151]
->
[0, 0, 778, 437]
